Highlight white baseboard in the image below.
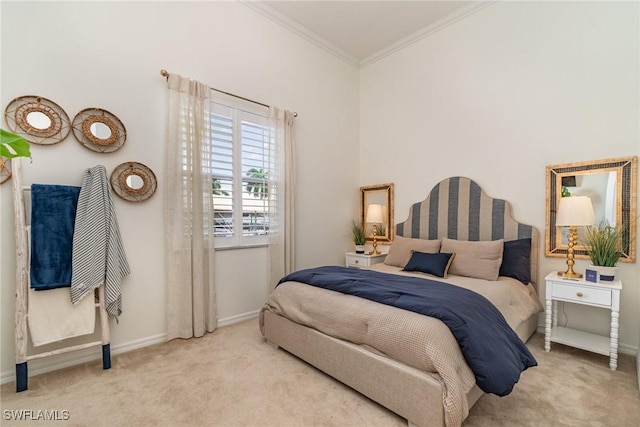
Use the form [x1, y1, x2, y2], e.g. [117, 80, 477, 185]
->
[1, 311, 260, 386]
[0, 333, 166, 386]
[218, 310, 259, 327]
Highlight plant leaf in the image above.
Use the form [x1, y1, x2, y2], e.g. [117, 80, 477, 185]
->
[0, 129, 31, 159]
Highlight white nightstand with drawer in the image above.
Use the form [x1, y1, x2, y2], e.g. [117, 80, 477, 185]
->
[345, 252, 387, 269]
[544, 272, 622, 370]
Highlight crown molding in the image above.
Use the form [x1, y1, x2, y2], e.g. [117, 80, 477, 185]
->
[359, 1, 497, 68]
[240, 0, 360, 68]
[240, 0, 496, 70]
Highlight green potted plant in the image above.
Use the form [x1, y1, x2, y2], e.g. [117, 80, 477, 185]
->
[581, 219, 626, 281]
[351, 220, 366, 254]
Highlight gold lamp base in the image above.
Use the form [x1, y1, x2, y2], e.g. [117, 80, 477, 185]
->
[558, 269, 583, 279]
[369, 227, 380, 255]
[558, 225, 582, 278]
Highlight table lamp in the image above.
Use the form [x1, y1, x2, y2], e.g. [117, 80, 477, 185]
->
[555, 195, 595, 278]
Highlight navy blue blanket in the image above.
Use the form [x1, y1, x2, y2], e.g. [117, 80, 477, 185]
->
[30, 184, 81, 290]
[278, 266, 536, 396]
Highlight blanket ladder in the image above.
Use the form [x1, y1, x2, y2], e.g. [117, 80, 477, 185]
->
[12, 159, 111, 392]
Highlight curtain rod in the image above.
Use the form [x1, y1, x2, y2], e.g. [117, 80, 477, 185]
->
[160, 69, 297, 117]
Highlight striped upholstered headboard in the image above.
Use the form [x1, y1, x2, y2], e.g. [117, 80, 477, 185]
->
[396, 177, 539, 286]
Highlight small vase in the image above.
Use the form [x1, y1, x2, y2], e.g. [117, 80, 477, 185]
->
[355, 245, 365, 254]
[591, 264, 618, 282]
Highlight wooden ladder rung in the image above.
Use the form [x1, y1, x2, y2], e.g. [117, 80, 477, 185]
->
[26, 341, 104, 361]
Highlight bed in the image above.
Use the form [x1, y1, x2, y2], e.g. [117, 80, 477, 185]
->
[259, 176, 542, 427]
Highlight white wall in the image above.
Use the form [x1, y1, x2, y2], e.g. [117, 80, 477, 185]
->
[360, 1, 640, 353]
[0, 1, 359, 380]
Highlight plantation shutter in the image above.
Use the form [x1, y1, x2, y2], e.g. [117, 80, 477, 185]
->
[209, 93, 271, 247]
[210, 105, 234, 238]
[240, 113, 270, 237]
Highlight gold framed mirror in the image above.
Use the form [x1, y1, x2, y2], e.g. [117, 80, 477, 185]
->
[4, 95, 71, 145]
[545, 156, 637, 262]
[360, 183, 394, 245]
[110, 162, 157, 202]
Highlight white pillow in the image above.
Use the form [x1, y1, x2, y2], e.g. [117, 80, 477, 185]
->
[384, 236, 441, 268]
[440, 238, 504, 281]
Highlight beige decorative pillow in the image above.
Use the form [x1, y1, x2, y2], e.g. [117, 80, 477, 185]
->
[440, 238, 504, 281]
[384, 236, 441, 268]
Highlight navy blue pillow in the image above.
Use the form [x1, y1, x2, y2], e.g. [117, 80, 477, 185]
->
[499, 238, 531, 285]
[402, 251, 455, 278]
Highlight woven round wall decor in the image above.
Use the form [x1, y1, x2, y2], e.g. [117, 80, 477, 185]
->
[110, 162, 157, 202]
[0, 158, 11, 184]
[72, 108, 126, 153]
[4, 95, 71, 145]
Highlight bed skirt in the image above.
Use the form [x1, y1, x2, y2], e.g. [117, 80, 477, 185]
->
[262, 310, 539, 427]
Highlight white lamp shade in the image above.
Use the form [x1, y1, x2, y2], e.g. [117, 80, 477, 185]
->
[556, 196, 596, 226]
[366, 204, 384, 224]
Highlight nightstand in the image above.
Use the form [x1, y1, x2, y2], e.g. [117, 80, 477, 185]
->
[345, 252, 387, 269]
[544, 272, 622, 370]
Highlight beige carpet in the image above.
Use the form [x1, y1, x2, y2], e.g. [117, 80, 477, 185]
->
[1, 319, 638, 427]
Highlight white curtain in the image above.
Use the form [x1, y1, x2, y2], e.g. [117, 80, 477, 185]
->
[268, 107, 296, 288]
[165, 74, 217, 340]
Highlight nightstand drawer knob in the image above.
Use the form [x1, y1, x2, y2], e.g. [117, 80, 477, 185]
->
[576, 292, 583, 297]
[354, 260, 359, 264]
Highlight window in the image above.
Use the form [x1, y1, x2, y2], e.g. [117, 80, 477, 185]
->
[208, 94, 273, 248]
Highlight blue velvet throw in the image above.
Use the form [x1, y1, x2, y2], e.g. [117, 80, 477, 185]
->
[30, 184, 81, 290]
[278, 266, 537, 396]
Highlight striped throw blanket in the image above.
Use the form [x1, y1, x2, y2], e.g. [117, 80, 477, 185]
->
[71, 165, 130, 317]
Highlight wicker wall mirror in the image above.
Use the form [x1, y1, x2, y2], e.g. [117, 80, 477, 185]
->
[110, 162, 157, 202]
[0, 158, 11, 184]
[4, 95, 71, 145]
[72, 108, 126, 153]
[126, 174, 145, 190]
[91, 122, 112, 139]
[26, 111, 51, 129]
[545, 156, 637, 262]
[360, 183, 394, 244]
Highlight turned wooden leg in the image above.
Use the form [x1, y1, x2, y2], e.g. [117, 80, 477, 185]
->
[609, 310, 619, 370]
[545, 299, 552, 352]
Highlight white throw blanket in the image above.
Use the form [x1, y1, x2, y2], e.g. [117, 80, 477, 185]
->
[25, 227, 95, 346]
[71, 165, 130, 317]
[28, 287, 95, 346]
